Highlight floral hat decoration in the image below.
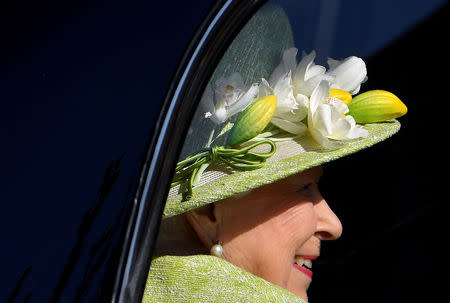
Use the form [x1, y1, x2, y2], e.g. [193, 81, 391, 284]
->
[163, 5, 407, 219]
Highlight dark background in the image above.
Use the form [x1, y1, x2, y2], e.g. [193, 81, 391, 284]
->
[1, 0, 447, 302]
[1, 0, 214, 302]
[311, 2, 447, 302]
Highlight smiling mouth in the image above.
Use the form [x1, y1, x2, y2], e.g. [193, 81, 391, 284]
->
[293, 255, 317, 278]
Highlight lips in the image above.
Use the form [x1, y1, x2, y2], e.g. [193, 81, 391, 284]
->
[293, 255, 318, 278]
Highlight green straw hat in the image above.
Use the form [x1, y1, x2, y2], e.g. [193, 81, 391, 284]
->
[163, 5, 406, 219]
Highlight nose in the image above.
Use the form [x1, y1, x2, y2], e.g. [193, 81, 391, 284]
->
[314, 198, 343, 240]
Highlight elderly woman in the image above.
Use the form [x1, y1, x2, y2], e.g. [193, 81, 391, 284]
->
[154, 165, 342, 302]
[143, 5, 406, 303]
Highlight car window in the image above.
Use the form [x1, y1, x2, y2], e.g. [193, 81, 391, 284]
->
[142, 0, 446, 302]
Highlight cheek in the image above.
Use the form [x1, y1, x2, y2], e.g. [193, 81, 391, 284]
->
[220, 205, 318, 293]
[224, 203, 318, 258]
[223, 227, 293, 287]
[271, 205, 318, 247]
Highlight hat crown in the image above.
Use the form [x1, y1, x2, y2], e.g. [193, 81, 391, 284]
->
[180, 5, 295, 160]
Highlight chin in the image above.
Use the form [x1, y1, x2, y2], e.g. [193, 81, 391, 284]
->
[291, 288, 308, 301]
[286, 266, 312, 301]
[287, 280, 309, 301]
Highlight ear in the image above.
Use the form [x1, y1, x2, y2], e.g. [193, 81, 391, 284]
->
[185, 204, 220, 248]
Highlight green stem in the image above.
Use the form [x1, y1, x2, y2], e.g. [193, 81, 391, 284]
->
[205, 128, 216, 148]
[171, 139, 277, 199]
[192, 161, 211, 186]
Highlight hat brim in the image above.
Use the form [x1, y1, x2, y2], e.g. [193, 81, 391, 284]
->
[163, 120, 400, 218]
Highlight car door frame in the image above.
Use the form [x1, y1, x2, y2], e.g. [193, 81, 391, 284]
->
[111, 1, 268, 302]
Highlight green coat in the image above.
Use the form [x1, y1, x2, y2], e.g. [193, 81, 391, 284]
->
[143, 255, 307, 303]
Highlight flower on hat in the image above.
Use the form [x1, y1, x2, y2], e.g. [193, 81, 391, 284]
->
[202, 72, 259, 125]
[172, 48, 407, 197]
[290, 50, 367, 97]
[259, 76, 308, 136]
[326, 56, 367, 95]
[258, 49, 309, 135]
[263, 48, 368, 140]
[308, 80, 369, 149]
[292, 49, 333, 97]
[348, 90, 408, 123]
[227, 94, 278, 146]
[329, 88, 353, 105]
[262, 48, 371, 148]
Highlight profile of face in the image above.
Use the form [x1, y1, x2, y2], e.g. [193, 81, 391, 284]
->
[187, 166, 343, 301]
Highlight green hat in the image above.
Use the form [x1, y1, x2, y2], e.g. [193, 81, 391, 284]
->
[163, 5, 406, 219]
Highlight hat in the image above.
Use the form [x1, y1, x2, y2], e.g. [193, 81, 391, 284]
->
[163, 5, 406, 218]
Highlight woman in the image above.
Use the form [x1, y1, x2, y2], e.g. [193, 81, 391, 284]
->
[143, 5, 406, 302]
[150, 165, 341, 302]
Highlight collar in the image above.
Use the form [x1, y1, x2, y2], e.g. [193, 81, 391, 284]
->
[143, 254, 307, 302]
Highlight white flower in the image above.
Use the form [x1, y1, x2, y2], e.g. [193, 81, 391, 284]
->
[259, 51, 308, 135]
[268, 48, 298, 88]
[202, 72, 259, 125]
[326, 56, 367, 95]
[292, 50, 334, 97]
[308, 80, 368, 149]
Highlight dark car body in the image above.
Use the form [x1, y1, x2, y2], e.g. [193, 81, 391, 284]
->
[1, 0, 446, 302]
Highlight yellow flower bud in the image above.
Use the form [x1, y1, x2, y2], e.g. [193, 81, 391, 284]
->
[227, 95, 278, 146]
[330, 88, 352, 104]
[348, 90, 407, 123]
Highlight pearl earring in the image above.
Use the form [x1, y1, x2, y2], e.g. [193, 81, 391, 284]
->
[210, 241, 223, 258]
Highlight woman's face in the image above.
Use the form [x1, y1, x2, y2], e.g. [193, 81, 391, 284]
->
[214, 166, 342, 300]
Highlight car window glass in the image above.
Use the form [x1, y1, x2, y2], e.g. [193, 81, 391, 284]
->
[149, 0, 445, 302]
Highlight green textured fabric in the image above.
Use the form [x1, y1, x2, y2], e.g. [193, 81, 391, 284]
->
[164, 120, 400, 218]
[142, 255, 307, 303]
